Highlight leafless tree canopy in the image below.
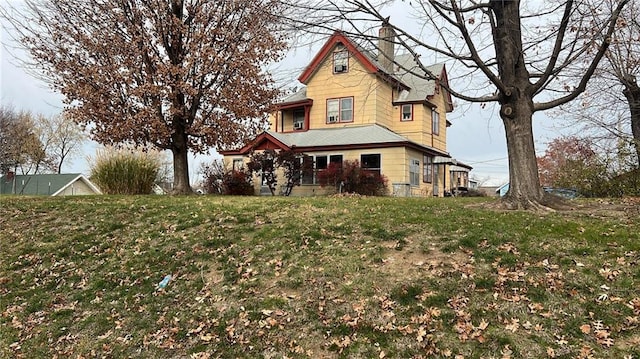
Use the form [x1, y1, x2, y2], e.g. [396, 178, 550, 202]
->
[558, 0, 640, 168]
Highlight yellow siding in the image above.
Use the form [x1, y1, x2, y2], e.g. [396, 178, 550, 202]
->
[305, 48, 386, 128]
[242, 41, 460, 198]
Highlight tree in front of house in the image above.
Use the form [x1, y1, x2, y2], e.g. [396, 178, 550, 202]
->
[295, 1, 629, 209]
[2, 0, 289, 194]
[246, 150, 310, 196]
[317, 160, 388, 196]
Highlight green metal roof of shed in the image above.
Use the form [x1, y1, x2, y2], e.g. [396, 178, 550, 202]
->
[0, 174, 99, 196]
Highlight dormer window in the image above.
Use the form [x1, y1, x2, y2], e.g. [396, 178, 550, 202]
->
[333, 49, 348, 74]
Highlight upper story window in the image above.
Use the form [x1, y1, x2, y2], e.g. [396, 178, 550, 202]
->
[293, 109, 305, 131]
[432, 109, 440, 135]
[333, 50, 349, 73]
[401, 104, 413, 121]
[327, 97, 353, 123]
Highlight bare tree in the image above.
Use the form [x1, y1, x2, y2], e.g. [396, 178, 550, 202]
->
[290, 0, 628, 209]
[558, 0, 640, 169]
[0, 106, 47, 175]
[2, 0, 290, 194]
[35, 113, 86, 174]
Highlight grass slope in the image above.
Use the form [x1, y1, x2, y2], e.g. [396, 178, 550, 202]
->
[1, 195, 639, 358]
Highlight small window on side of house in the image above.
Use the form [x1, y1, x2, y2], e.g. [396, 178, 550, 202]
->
[410, 158, 420, 186]
[401, 104, 413, 121]
[233, 159, 244, 171]
[432, 109, 440, 135]
[293, 109, 305, 131]
[423, 155, 433, 183]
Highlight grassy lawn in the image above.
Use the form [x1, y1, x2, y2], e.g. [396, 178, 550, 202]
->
[1, 195, 639, 358]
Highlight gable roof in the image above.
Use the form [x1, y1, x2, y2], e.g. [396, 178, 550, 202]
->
[290, 31, 453, 112]
[220, 124, 450, 157]
[394, 55, 447, 102]
[0, 173, 102, 196]
[298, 31, 380, 84]
[297, 31, 408, 90]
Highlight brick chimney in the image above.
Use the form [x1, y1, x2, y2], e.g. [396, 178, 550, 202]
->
[378, 20, 395, 73]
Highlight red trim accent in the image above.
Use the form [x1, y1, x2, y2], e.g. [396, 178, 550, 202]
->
[438, 65, 454, 113]
[219, 132, 291, 155]
[298, 31, 379, 84]
[276, 99, 313, 110]
[304, 106, 311, 130]
[292, 142, 448, 157]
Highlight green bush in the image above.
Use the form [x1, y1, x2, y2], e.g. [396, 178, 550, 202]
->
[90, 147, 162, 195]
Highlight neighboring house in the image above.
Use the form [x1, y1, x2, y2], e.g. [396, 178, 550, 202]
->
[221, 24, 471, 196]
[496, 183, 510, 197]
[0, 173, 102, 196]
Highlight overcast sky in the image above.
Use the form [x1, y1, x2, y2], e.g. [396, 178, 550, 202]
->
[0, 1, 569, 186]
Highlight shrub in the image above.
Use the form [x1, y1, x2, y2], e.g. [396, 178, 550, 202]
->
[317, 160, 388, 196]
[90, 147, 162, 194]
[201, 160, 254, 195]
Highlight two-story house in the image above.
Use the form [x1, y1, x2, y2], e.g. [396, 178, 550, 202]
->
[220, 24, 471, 196]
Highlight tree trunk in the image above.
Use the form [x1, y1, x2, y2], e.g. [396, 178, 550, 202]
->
[171, 128, 193, 195]
[622, 77, 640, 168]
[490, 0, 547, 209]
[502, 108, 545, 209]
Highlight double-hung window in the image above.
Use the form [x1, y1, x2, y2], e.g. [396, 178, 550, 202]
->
[423, 155, 433, 183]
[333, 50, 349, 73]
[432, 109, 440, 135]
[401, 104, 413, 121]
[410, 159, 420, 186]
[327, 97, 353, 123]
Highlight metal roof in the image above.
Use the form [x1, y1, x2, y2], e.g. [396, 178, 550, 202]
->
[394, 54, 444, 103]
[0, 173, 101, 196]
[266, 124, 448, 156]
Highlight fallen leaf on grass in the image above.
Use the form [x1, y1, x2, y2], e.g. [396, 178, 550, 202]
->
[580, 324, 591, 334]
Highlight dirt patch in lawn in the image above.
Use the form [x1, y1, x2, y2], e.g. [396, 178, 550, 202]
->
[378, 235, 471, 281]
